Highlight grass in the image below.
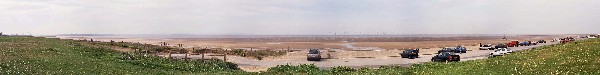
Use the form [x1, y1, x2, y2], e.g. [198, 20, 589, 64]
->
[86, 39, 287, 60]
[0, 36, 241, 74]
[203, 48, 287, 60]
[1, 36, 599, 74]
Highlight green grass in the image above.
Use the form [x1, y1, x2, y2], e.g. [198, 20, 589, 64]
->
[409, 38, 600, 75]
[1, 36, 599, 75]
[0, 36, 241, 74]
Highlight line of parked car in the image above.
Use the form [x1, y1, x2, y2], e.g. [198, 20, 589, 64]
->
[479, 40, 547, 57]
[398, 46, 468, 62]
[306, 35, 598, 61]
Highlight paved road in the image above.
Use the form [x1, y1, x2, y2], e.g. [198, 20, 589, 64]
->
[170, 40, 566, 69]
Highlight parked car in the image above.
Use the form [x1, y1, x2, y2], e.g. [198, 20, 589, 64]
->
[400, 49, 420, 59]
[495, 44, 508, 49]
[431, 52, 460, 62]
[438, 48, 454, 53]
[560, 38, 570, 44]
[489, 48, 512, 57]
[529, 41, 538, 45]
[454, 46, 467, 53]
[537, 40, 547, 43]
[307, 49, 322, 61]
[479, 44, 495, 50]
[569, 37, 575, 41]
[507, 40, 519, 47]
[519, 42, 531, 46]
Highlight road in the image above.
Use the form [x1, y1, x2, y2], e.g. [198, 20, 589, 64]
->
[169, 40, 564, 69]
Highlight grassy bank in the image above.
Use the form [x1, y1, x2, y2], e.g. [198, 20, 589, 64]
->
[1, 36, 599, 74]
[0, 36, 241, 74]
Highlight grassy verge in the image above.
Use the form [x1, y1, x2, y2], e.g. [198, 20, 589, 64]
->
[84, 39, 287, 60]
[0, 36, 240, 74]
[203, 49, 287, 60]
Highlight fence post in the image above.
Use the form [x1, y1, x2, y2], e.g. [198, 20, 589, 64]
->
[168, 50, 172, 59]
[184, 49, 188, 61]
[201, 49, 205, 61]
[224, 53, 227, 62]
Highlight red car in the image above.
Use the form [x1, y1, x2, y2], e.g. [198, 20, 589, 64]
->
[507, 40, 519, 47]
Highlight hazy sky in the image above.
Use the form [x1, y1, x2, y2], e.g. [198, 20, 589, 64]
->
[1, 0, 600, 35]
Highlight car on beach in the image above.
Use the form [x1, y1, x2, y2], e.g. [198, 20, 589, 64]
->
[454, 46, 467, 53]
[537, 40, 547, 43]
[479, 44, 494, 50]
[489, 48, 512, 57]
[519, 42, 531, 46]
[307, 49, 322, 61]
[431, 52, 460, 62]
[495, 44, 508, 49]
[400, 49, 420, 59]
[508, 40, 520, 47]
[530, 41, 538, 45]
[438, 48, 455, 53]
[560, 38, 570, 44]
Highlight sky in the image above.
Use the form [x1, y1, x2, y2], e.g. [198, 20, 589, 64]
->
[1, 0, 600, 35]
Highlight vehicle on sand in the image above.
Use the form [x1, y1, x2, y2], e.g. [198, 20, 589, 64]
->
[537, 40, 547, 43]
[454, 46, 467, 53]
[519, 42, 531, 46]
[432, 52, 460, 62]
[307, 49, 322, 61]
[438, 48, 455, 53]
[507, 40, 519, 47]
[489, 48, 513, 57]
[479, 44, 494, 50]
[495, 44, 508, 49]
[400, 48, 420, 59]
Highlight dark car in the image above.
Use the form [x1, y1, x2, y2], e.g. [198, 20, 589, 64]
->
[537, 40, 547, 43]
[454, 46, 467, 53]
[495, 44, 508, 49]
[569, 37, 575, 41]
[431, 52, 460, 62]
[529, 41, 537, 45]
[438, 48, 454, 54]
[519, 42, 531, 46]
[400, 49, 420, 59]
[307, 49, 321, 61]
